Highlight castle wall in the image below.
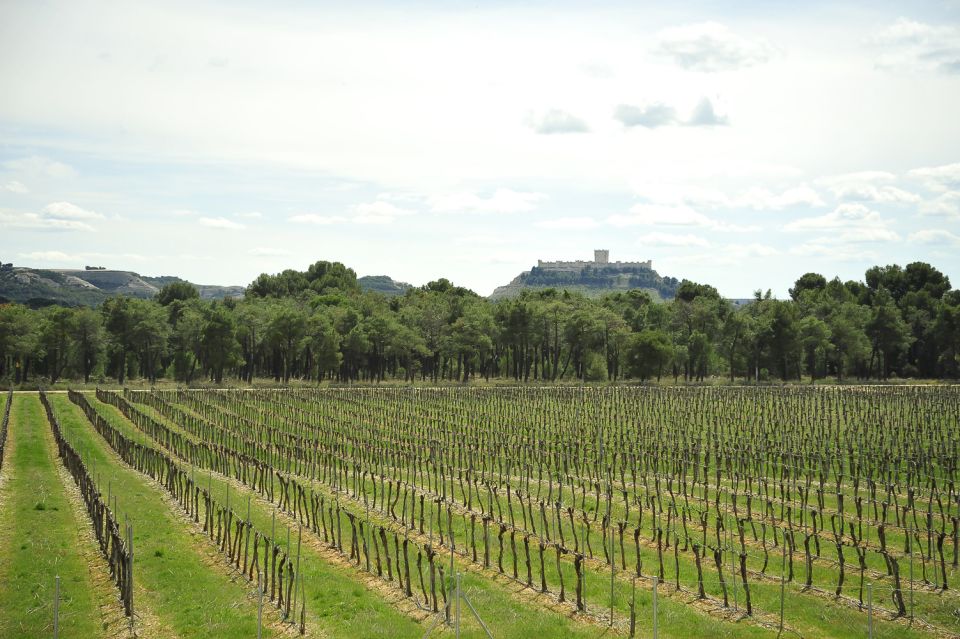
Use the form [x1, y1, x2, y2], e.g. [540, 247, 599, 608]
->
[536, 258, 652, 271]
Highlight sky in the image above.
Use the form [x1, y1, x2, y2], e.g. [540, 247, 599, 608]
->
[1, 0, 959, 298]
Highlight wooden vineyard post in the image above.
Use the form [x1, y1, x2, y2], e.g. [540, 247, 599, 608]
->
[729, 490, 737, 611]
[779, 528, 786, 636]
[909, 525, 914, 621]
[292, 524, 302, 620]
[299, 571, 306, 635]
[257, 571, 264, 639]
[581, 527, 586, 612]
[128, 522, 134, 628]
[455, 571, 462, 639]
[652, 574, 658, 639]
[284, 527, 291, 620]
[246, 496, 252, 581]
[53, 574, 60, 639]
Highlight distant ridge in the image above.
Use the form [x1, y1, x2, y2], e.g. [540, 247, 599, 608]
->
[0, 265, 416, 307]
[0, 266, 243, 307]
[358, 275, 413, 296]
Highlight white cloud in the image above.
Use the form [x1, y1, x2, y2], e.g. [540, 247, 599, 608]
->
[870, 19, 960, 75]
[199, 216, 245, 230]
[632, 183, 730, 208]
[686, 97, 729, 126]
[614, 103, 677, 128]
[609, 204, 707, 227]
[668, 242, 779, 267]
[19, 250, 74, 261]
[832, 184, 919, 203]
[785, 203, 889, 232]
[839, 228, 901, 243]
[909, 162, 960, 192]
[536, 217, 600, 230]
[789, 241, 879, 262]
[919, 191, 960, 218]
[817, 170, 896, 185]
[815, 171, 919, 203]
[637, 232, 710, 247]
[786, 203, 900, 256]
[735, 185, 824, 210]
[908, 229, 960, 245]
[248, 246, 291, 257]
[608, 203, 759, 232]
[289, 214, 347, 225]
[288, 200, 413, 226]
[791, 228, 900, 248]
[631, 183, 821, 212]
[353, 201, 414, 224]
[0, 210, 94, 232]
[18, 250, 147, 262]
[2, 156, 77, 179]
[43, 201, 104, 220]
[654, 22, 775, 72]
[526, 109, 589, 134]
[724, 242, 779, 258]
[429, 189, 545, 214]
[2, 180, 28, 193]
[0, 201, 103, 232]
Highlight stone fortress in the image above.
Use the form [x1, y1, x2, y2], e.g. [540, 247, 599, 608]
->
[536, 250, 652, 272]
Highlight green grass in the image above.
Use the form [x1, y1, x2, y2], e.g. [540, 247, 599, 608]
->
[46, 393, 276, 639]
[0, 395, 105, 639]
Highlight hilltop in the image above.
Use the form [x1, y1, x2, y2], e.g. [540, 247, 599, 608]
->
[357, 275, 413, 296]
[490, 250, 681, 300]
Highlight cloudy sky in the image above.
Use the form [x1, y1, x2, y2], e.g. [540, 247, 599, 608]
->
[2, 0, 959, 297]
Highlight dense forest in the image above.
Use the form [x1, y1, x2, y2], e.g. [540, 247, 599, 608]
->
[0, 260, 957, 385]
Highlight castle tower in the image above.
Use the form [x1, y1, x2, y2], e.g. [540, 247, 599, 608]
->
[594, 249, 609, 264]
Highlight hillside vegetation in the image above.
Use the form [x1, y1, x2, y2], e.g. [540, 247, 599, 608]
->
[0, 267, 243, 307]
[491, 264, 680, 300]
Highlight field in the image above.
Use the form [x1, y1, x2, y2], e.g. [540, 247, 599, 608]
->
[0, 386, 957, 638]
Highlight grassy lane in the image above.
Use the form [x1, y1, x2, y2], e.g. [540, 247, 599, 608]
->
[45, 393, 277, 639]
[0, 395, 106, 639]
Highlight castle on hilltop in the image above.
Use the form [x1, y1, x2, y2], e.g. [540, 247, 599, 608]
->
[537, 249, 652, 272]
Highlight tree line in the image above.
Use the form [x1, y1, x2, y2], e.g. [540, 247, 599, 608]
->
[0, 260, 957, 385]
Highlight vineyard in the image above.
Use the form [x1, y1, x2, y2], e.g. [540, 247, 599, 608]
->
[0, 386, 957, 638]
